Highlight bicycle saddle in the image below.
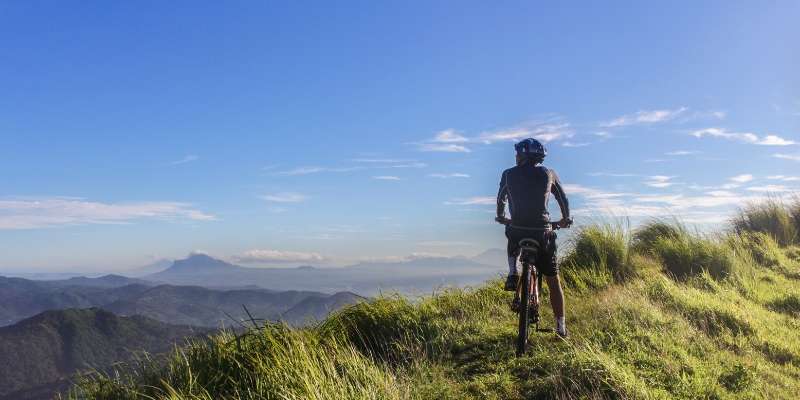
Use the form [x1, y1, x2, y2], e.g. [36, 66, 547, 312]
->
[518, 239, 541, 251]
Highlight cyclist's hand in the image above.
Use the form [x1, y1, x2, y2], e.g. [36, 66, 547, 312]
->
[557, 217, 573, 228]
[495, 216, 511, 225]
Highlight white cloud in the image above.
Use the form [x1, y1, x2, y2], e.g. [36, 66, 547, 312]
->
[414, 129, 473, 152]
[233, 249, 326, 264]
[478, 123, 572, 144]
[0, 197, 214, 230]
[418, 143, 471, 153]
[601, 107, 687, 128]
[564, 183, 775, 224]
[373, 175, 402, 181]
[561, 184, 630, 199]
[444, 196, 495, 206]
[274, 166, 363, 176]
[707, 190, 737, 197]
[774, 153, 800, 161]
[767, 175, 800, 182]
[261, 192, 308, 203]
[729, 174, 754, 183]
[691, 128, 796, 146]
[170, 155, 199, 165]
[433, 129, 469, 143]
[746, 185, 792, 193]
[352, 158, 414, 163]
[386, 162, 427, 168]
[644, 175, 676, 188]
[665, 150, 701, 156]
[429, 173, 470, 178]
[759, 135, 797, 146]
[562, 141, 591, 147]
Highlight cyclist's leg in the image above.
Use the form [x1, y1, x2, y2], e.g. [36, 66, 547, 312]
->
[504, 227, 521, 291]
[538, 231, 567, 336]
[544, 274, 564, 319]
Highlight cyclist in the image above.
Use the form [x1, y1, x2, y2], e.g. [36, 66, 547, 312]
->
[495, 138, 572, 337]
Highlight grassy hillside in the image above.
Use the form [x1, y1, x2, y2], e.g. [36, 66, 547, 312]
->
[69, 200, 800, 399]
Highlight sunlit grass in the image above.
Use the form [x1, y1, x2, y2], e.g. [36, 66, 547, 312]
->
[69, 200, 800, 400]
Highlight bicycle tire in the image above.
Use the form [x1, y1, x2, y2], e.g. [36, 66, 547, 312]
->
[516, 262, 531, 356]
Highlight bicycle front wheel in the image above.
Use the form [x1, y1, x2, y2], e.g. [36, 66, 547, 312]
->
[516, 263, 531, 356]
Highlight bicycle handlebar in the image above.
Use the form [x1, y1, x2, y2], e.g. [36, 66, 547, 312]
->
[495, 216, 573, 230]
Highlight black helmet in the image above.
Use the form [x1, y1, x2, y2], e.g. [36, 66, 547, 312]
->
[514, 138, 547, 159]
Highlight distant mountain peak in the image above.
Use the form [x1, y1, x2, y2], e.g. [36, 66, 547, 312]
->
[162, 253, 239, 274]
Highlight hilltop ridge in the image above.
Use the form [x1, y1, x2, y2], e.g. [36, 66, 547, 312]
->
[69, 199, 800, 399]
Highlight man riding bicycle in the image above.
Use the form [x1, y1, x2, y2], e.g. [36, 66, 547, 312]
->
[495, 138, 572, 337]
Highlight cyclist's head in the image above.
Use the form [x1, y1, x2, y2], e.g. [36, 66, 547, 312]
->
[514, 138, 546, 165]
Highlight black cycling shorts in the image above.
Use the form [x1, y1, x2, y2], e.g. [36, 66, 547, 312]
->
[506, 226, 559, 276]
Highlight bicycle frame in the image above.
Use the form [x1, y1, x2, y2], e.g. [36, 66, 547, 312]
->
[515, 242, 542, 356]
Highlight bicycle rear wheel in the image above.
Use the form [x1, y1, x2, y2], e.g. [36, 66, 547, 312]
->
[516, 262, 531, 356]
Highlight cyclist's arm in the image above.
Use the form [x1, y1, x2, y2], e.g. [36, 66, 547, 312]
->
[496, 170, 509, 218]
[550, 170, 570, 219]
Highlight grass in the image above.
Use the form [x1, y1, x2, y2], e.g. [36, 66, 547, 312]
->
[560, 223, 634, 292]
[733, 199, 798, 246]
[68, 200, 800, 400]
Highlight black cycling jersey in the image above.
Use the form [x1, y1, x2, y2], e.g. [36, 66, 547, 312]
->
[496, 161, 570, 228]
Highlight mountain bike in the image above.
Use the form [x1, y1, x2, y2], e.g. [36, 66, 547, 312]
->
[497, 217, 567, 356]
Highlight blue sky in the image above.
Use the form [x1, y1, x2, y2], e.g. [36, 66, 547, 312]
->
[1, 1, 798, 272]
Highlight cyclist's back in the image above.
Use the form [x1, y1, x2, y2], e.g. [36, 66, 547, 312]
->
[497, 163, 568, 229]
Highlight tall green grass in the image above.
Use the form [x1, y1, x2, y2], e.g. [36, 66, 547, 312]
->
[733, 199, 798, 246]
[560, 223, 634, 291]
[69, 325, 402, 400]
[69, 200, 800, 400]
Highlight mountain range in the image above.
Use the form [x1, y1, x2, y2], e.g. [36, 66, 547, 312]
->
[0, 308, 208, 399]
[146, 252, 502, 295]
[0, 274, 362, 328]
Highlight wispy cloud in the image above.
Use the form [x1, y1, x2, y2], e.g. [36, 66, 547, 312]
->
[746, 185, 792, 193]
[233, 249, 326, 264]
[767, 175, 800, 182]
[565, 183, 768, 223]
[444, 196, 495, 206]
[601, 107, 687, 128]
[274, 166, 363, 176]
[385, 161, 427, 168]
[373, 175, 402, 181]
[477, 123, 572, 144]
[644, 175, 677, 188]
[774, 153, 800, 161]
[433, 129, 469, 143]
[352, 158, 414, 163]
[729, 174, 754, 183]
[170, 155, 199, 165]
[418, 143, 471, 153]
[429, 173, 470, 179]
[0, 197, 214, 230]
[665, 150, 701, 156]
[414, 129, 473, 152]
[260, 192, 308, 203]
[691, 128, 796, 146]
[562, 141, 591, 147]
